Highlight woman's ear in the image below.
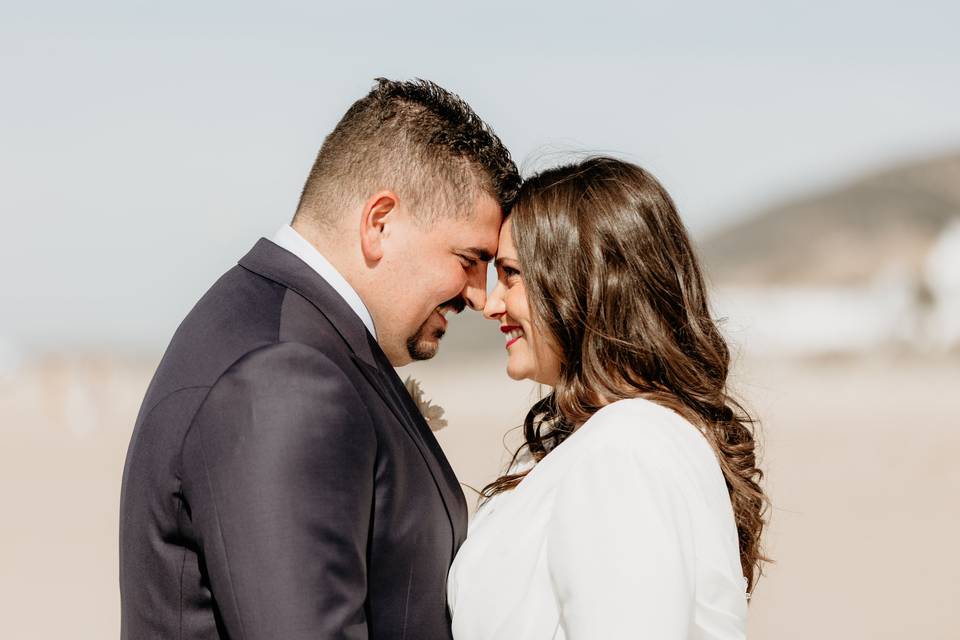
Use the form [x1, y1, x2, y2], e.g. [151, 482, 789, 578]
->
[359, 190, 399, 264]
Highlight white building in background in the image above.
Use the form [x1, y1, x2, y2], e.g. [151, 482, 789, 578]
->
[924, 220, 960, 350]
[713, 218, 960, 357]
[713, 281, 916, 357]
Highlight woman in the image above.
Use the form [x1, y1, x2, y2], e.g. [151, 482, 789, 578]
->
[447, 157, 767, 639]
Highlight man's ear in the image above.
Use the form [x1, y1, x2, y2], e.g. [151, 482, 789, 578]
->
[359, 190, 399, 264]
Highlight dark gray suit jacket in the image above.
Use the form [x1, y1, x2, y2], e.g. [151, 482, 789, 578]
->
[119, 239, 468, 639]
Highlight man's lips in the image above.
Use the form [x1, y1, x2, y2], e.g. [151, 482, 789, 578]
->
[424, 307, 453, 333]
[429, 309, 448, 332]
[500, 324, 523, 349]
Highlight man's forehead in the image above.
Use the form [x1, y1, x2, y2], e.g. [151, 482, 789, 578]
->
[456, 198, 502, 256]
[466, 218, 502, 259]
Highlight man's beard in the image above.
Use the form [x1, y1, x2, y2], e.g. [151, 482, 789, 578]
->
[406, 296, 467, 361]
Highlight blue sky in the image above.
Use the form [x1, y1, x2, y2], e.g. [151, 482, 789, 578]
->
[2, 1, 959, 351]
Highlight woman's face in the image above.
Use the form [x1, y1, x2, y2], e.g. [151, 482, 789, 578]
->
[483, 219, 562, 386]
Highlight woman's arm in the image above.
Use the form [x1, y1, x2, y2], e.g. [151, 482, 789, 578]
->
[546, 427, 697, 638]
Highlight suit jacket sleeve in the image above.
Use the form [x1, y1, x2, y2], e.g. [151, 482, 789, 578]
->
[182, 341, 376, 640]
[545, 421, 697, 639]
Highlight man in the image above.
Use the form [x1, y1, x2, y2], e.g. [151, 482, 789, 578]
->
[119, 78, 520, 639]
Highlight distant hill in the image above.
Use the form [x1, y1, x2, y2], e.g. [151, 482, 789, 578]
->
[699, 152, 960, 286]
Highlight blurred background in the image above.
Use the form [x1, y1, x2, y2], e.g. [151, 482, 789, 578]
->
[2, 1, 958, 638]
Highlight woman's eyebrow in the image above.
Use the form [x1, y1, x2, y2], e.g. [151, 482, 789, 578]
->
[494, 257, 519, 268]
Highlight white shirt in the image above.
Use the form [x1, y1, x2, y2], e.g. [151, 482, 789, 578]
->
[448, 397, 748, 640]
[271, 225, 377, 338]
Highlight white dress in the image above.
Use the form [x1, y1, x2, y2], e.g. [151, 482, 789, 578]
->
[447, 398, 748, 639]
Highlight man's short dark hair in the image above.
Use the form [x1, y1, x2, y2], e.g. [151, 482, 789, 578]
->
[294, 78, 520, 227]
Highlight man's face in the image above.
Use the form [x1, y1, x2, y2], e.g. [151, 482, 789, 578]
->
[375, 192, 502, 366]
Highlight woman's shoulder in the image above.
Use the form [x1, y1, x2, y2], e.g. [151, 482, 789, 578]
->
[570, 397, 717, 472]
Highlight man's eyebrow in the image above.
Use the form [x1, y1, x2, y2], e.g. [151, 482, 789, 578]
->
[463, 247, 496, 262]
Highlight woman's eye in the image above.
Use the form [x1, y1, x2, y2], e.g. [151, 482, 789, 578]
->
[502, 266, 520, 279]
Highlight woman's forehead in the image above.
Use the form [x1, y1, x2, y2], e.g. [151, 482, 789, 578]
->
[496, 219, 517, 259]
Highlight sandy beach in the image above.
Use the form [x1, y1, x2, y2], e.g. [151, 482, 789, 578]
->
[1, 352, 957, 638]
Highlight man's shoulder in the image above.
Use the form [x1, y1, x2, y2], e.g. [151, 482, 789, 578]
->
[141, 264, 289, 403]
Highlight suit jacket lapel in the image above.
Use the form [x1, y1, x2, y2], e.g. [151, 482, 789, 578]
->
[364, 337, 468, 548]
[238, 238, 467, 548]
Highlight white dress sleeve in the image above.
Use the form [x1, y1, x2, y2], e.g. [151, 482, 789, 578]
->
[546, 426, 697, 638]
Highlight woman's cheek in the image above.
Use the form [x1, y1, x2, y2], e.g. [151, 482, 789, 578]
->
[507, 283, 529, 325]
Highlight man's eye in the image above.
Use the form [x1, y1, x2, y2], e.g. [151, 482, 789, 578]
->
[459, 256, 478, 268]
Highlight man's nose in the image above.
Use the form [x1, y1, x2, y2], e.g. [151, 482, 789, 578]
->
[483, 281, 506, 320]
[462, 268, 488, 311]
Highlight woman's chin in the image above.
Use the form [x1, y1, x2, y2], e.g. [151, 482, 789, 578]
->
[505, 361, 531, 382]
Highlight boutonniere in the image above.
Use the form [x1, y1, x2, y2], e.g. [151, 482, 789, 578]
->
[403, 376, 448, 432]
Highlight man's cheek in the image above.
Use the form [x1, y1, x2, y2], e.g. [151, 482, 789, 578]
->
[433, 276, 459, 303]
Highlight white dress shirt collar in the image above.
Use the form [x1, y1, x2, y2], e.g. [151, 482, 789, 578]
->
[270, 225, 377, 338]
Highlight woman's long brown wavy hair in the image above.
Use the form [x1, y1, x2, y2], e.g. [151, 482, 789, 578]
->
[481, 156, 769, 592]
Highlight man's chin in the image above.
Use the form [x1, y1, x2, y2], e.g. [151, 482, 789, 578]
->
[406, 330, 444, 362]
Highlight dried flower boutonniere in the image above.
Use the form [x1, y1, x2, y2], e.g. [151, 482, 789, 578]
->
[403, 376, 448, 432]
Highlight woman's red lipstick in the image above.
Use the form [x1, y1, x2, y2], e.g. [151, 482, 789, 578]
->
[500, 324, 523, 349]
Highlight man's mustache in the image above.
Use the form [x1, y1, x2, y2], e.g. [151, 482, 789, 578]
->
[438, 296, 466, 315]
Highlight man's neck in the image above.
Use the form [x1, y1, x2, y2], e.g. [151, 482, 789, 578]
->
[291, 220, 352, 278]
[284, 220, 377, 338]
